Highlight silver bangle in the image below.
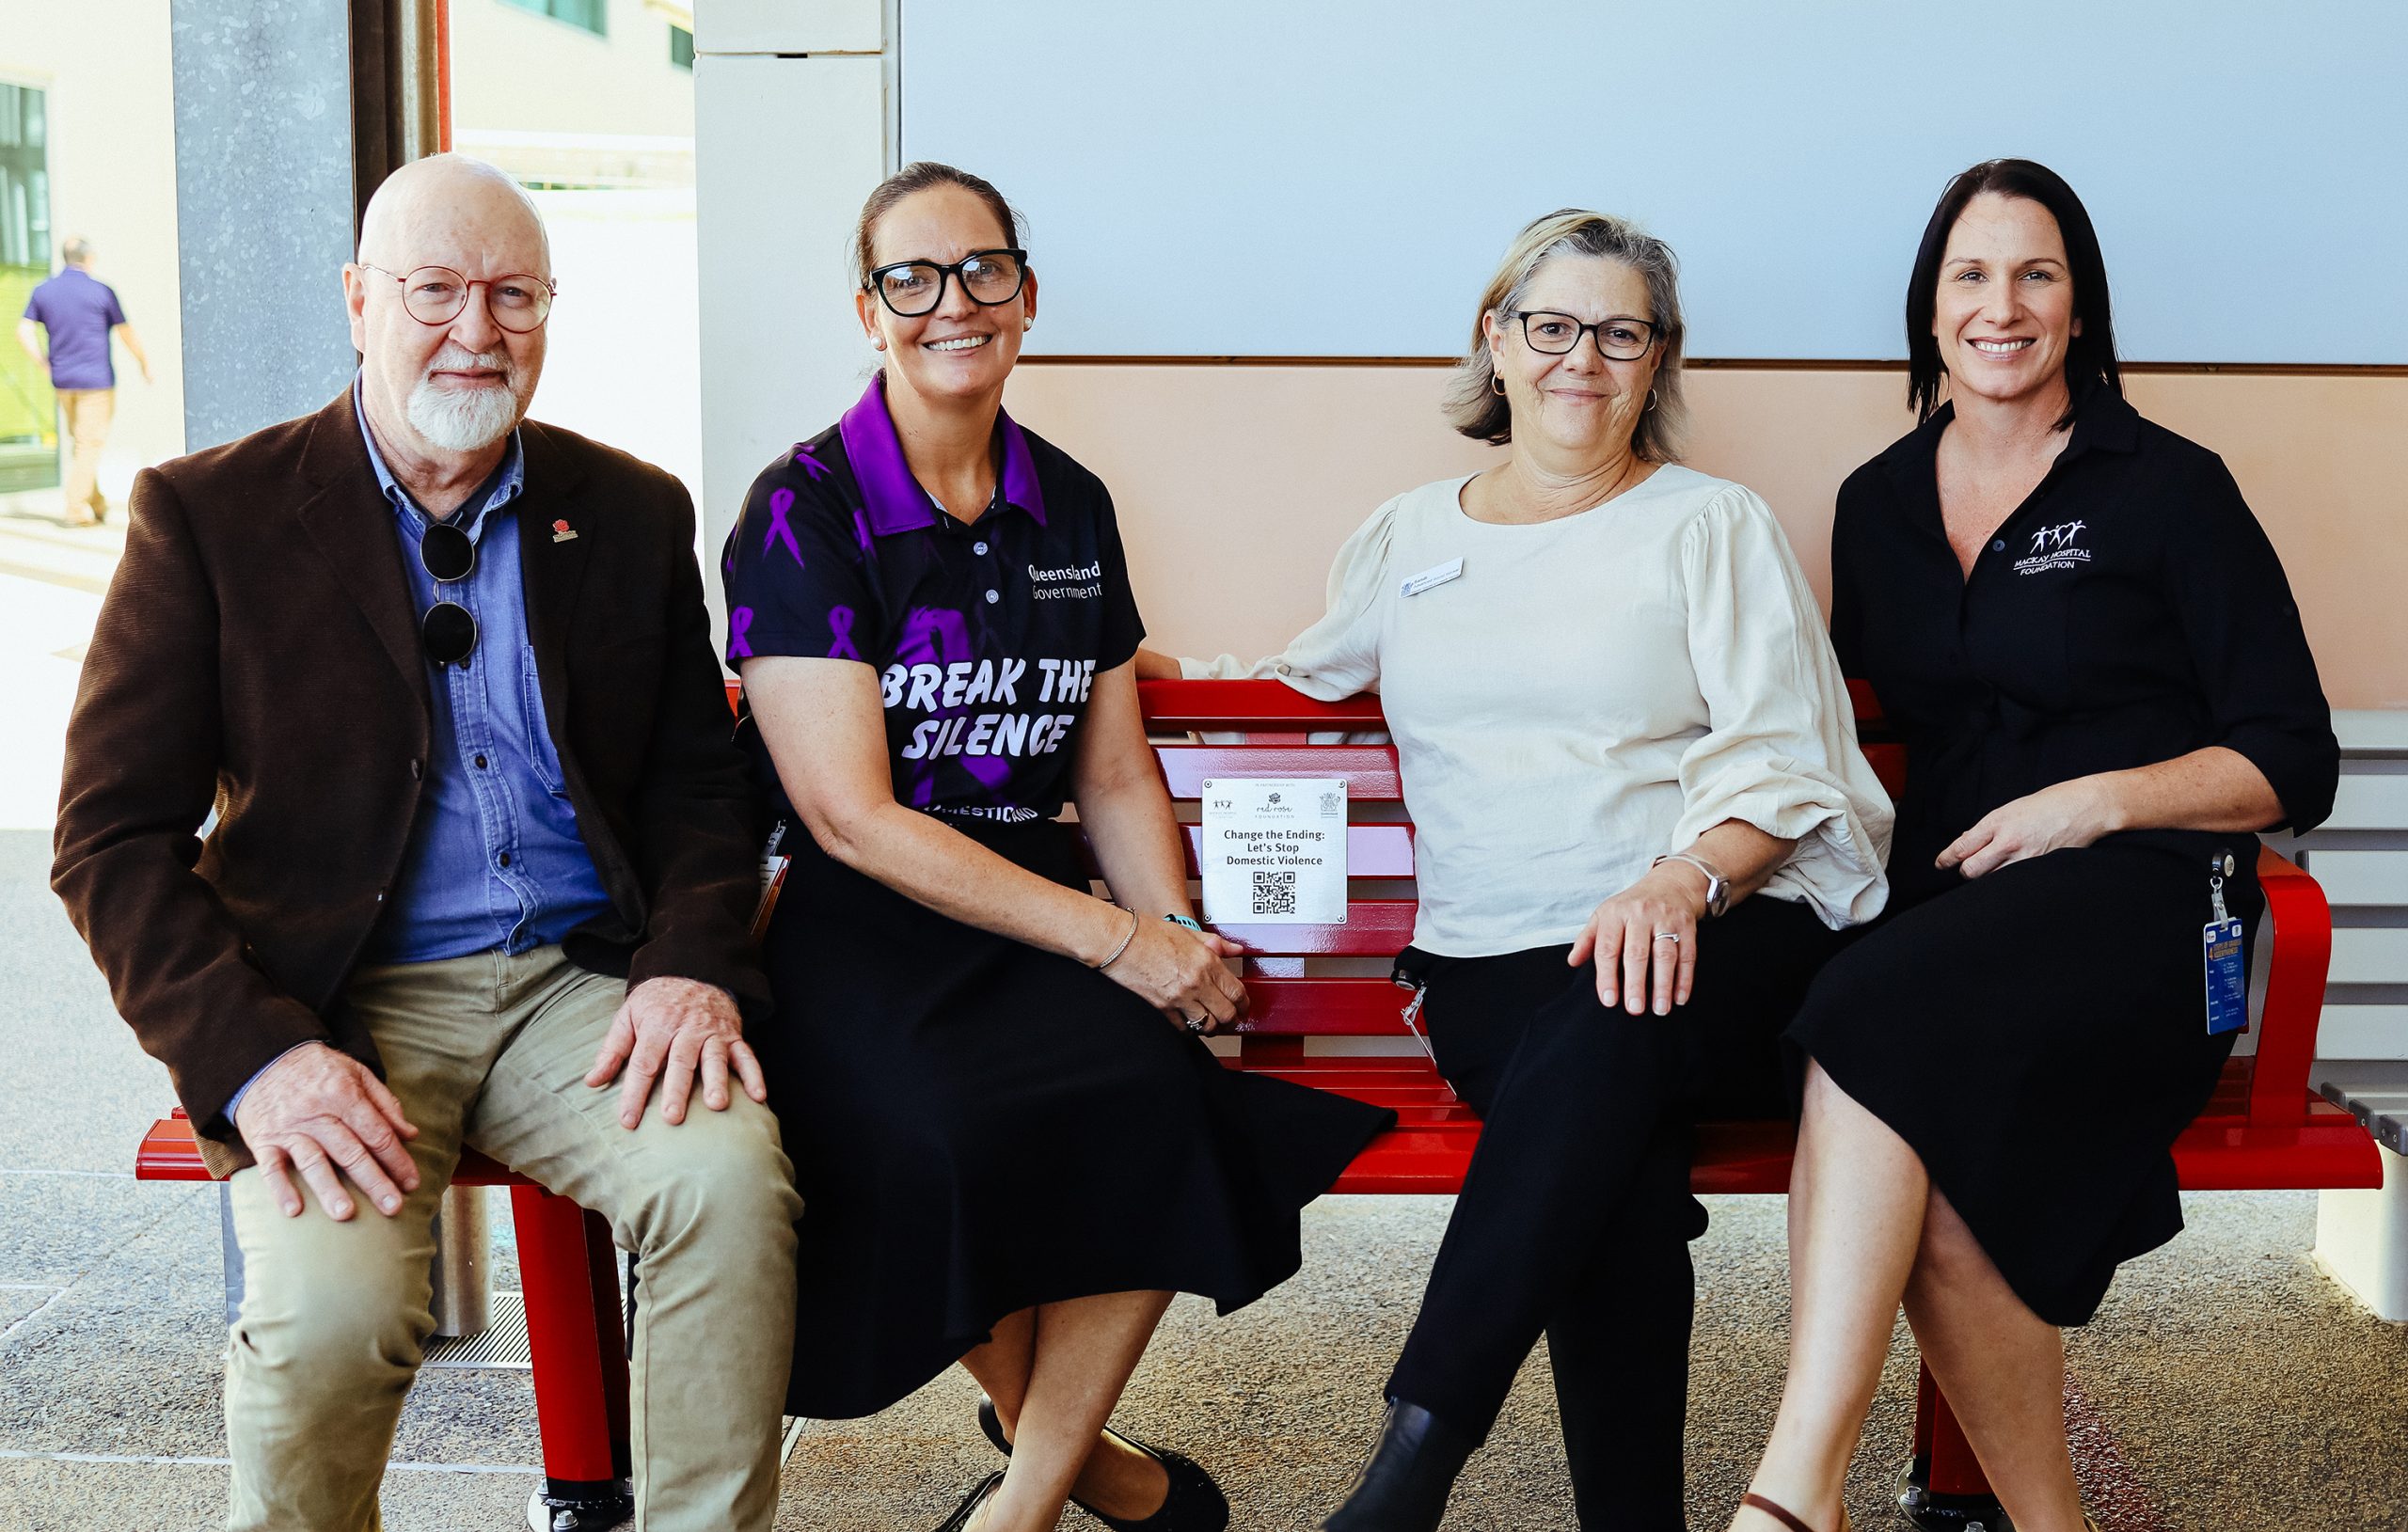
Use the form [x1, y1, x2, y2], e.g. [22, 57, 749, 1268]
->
[1094, 905, 1141, 971]
[1652, 851, 1732, 919]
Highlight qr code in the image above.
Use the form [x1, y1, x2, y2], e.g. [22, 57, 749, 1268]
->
[1251, 869, 1298, 916]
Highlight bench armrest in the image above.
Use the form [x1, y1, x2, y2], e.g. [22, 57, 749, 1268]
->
[2248, 845, 2333, 1127]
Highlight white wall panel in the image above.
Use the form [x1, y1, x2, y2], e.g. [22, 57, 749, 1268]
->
[2329, 776, 2408, 832]
[694, 52, 888, 608]
[2311, 850, 2408, 909]
[2318, 1006, 2408, 1061]
[2333, 929, 2408, 987]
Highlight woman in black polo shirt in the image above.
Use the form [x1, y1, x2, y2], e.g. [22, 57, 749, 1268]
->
[721, 163, 1389, 1532]
[1728, 161, 2338, 1532]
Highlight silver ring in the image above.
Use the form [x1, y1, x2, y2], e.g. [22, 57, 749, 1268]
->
[1653, 931, 1681, 944]
[1184, 1015, 1207, 1033]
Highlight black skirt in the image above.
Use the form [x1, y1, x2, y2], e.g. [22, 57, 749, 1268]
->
[1784, 836, 2256, 1326]
[755, 816, 1394, 1420]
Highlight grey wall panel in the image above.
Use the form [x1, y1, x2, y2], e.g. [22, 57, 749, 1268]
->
[170, 0, 360, 452]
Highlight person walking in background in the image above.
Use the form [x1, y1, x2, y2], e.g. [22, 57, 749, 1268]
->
[16, 236, 151, 527]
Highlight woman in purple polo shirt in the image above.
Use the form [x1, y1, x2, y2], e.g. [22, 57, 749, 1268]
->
[721, 162, 1391, 1532]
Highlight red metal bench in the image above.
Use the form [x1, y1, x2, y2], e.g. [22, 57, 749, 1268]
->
[134, 676, 2377, 1530]
[1141, 676, 2378, 1526]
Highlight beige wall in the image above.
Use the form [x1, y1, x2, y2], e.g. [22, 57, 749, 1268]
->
[1001, 365, 2408, 711]
[0, 0, 186, 496]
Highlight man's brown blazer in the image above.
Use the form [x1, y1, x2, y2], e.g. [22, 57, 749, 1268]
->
[54, 391, 767, 1176]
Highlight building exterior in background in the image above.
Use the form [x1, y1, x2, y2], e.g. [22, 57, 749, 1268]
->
[0, 3, 183, 504]
[452, 0, 704, 503]
[453, 0, 696, 187]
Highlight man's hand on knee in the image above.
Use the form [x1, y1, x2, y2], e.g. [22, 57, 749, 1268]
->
[238, 1042, 422, 1221]
[584, 977, 768, 1129]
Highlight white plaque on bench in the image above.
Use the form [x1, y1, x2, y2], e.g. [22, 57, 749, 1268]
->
[1199, 778, 1348, 924]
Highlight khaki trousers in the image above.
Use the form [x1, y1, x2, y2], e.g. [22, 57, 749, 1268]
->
[223, 947, 802, 1532]
[56, 387, 112, 520]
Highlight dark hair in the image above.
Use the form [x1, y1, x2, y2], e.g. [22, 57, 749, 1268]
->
[851, 161, 1025, 288]
[1905, 158, 2119, 428]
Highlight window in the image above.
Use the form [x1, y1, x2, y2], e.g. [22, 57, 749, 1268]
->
[0, 82, 55, 491]
[670, 24, 693, 70]
[499, 0, 607, 38]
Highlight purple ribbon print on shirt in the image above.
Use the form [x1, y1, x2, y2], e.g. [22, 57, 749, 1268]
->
[826, 607, 861, 661]
[728, 606, 754, 659]
[793, 443, 833, 482]
[894, 607, 1014, 800]
[764, 487, 804, 566]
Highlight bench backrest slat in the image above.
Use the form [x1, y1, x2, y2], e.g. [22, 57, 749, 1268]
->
[1156, 744, 1403, 801]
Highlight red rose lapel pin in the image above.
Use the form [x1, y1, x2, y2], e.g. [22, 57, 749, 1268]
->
[551, 518, 578, 544]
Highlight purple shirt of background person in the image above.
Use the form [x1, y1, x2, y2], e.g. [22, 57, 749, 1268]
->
[22, 266, 128, 390]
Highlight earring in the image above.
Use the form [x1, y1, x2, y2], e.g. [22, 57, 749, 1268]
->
[872, 336, 886, 351]
[1644, 387, 1657, 412]
[1022, 318, 1033, 332]
[1489, 373, 1507, 397]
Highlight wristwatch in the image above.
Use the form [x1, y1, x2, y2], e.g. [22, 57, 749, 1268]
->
[1652, 852, 1731, 919]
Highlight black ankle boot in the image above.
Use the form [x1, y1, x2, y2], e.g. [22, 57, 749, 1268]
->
[1318, 1398, 1478, 1532]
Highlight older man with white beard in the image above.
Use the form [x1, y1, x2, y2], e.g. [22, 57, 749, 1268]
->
[52, 154, 801, 1531]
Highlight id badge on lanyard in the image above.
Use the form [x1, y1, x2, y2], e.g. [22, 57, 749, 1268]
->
[2203, 852, 2247, 1036]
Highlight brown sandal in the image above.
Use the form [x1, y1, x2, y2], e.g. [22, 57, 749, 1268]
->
[1739, 1493, 1850, 1532]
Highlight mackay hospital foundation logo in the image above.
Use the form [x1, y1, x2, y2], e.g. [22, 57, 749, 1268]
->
[2014, 520, 2091, 576]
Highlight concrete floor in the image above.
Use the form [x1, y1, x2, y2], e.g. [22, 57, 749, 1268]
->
[4, 824, 2404, 1531]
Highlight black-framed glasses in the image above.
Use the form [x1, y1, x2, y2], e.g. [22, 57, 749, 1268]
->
[1508, 309, 1661, 360]
[357, 261, 557, 333]
[420, 520, 479, 667]
[864, 248, 1029, 317]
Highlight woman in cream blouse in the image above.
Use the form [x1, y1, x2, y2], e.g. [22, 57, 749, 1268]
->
[1142, 210, 1893, 1532]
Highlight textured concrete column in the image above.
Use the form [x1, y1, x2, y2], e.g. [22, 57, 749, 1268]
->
[168, 0, 361, 452]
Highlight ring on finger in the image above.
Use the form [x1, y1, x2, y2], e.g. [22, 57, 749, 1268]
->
[1653, 930, 1682, 944]
[1184, 1016, 1209, 1033]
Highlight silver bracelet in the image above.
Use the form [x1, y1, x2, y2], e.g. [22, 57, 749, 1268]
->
[1094, 905, 1141, 971]
[1652, 851, 1732, 919]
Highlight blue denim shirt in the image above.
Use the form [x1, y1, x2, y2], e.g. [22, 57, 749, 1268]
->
[230, 386, 622, 1124]
[352, 378, 616, 964]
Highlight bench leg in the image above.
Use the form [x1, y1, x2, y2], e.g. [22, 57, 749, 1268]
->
[510, 1187, 635, 1531]
[1894, 1361, 2012, 1530]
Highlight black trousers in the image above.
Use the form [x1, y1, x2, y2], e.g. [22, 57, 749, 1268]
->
[1384, 896, 1844, 1532]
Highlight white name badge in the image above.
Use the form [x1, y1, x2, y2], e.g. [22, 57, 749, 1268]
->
[1200, 778, 1348, 924]
[1400, 557, 1465, 598]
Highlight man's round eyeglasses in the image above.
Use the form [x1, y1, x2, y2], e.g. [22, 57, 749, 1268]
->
[864, 248, 1029, 318]
[1509, 309, 1661, 360]
[358, 262, 557, 333]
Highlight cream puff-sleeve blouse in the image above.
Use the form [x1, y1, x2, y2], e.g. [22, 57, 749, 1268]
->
[1181, 467, 1894, 956]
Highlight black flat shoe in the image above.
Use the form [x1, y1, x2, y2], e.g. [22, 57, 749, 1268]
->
[1318, 1398, 1478, 1532]
[974, 1396, 1230, 1532]
[935, 1470, 1005, 1532]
